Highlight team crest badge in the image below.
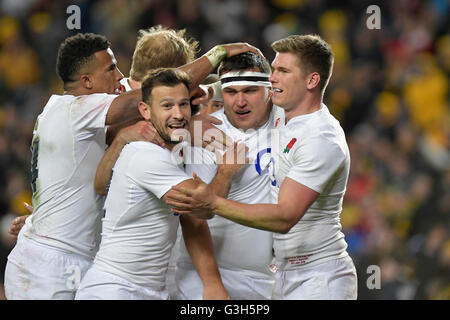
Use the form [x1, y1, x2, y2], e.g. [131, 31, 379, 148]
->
[283, 138, 297, 153]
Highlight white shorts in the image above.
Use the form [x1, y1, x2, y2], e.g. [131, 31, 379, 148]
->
[273, 256, 358, 300]
[174, 267, 275, 300]
[75, 265, 168, 300]
[4, 236, 92, 300]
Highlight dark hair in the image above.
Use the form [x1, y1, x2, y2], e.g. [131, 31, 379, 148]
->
[141, 68, 191, 105]
[217, 52, 271, 76]
[56, 33, 110, 84]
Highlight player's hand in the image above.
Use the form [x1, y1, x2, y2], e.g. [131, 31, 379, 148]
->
[191, 85, 213, 106]
[189, 114, 232, 151]
[8, 214, 28, 239]
[166, 190, 214, 220]
[217, 141, 249, 177]
[118, 121, 165, 148]
[167, 173, 217, 216]
[203, 282, 230, 300]
[23, 202, 34, 214]
[221, 42, 264, 59]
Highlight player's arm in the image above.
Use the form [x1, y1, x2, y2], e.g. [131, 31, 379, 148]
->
[162, 180, 229, 300]
[105, 89, 142, 126]
[208, 169, 234, 198]
[165, 142, 247, 216]
[168, 175, 319, 234]
[8, 202, 33, 240]
[180, 43, 264, 91]
[105, 115, 144, 146]
[104, 44, 263, 133]
[169, 135, 347, 233]
[212, 177, 318, 233]
[207, 142, 248, 197]
[179, 215, 228, 300]
[94, 121, 165, 195]
[163, 179, 214, 219]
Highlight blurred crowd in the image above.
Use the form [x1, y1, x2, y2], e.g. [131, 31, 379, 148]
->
[0, 0, 448, 300]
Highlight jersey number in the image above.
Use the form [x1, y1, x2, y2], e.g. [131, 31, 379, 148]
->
[255, 148, 276, 186]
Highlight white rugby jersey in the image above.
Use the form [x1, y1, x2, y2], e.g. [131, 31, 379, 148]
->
[93, 142, 190, 288]
[271, 104, 350, 270]
[25, 93, 116, 258]
[177, 105, 283, 278]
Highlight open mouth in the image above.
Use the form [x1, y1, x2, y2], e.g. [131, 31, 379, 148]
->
[168, 122, 187, 129]
[235, 110, 251, 117]
[273, 88, 283, 94]
[169, 123, 189, 142]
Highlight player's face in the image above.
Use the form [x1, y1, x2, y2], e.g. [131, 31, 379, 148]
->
[90, 48, 124, 94]
[222, 84, 271, 131]
[270, 52, 307, 112]
[142, 84, 191, 143]
[199, 100, 224, 116]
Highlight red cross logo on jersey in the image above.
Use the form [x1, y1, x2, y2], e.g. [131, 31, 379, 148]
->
[275, 118, 280, 127]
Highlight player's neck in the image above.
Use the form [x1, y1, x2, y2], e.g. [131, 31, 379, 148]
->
[285, 94, 322, 124]
[64, 87, 90, 96]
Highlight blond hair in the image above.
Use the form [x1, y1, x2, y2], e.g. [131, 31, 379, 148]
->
[129, 25, 199, 82]
[271, 34, 334, 93]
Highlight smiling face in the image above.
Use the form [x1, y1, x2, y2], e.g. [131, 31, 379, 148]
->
[88, 48, 124, 94]
[269, 52, 308, 112]
[139, 83, 191, 143]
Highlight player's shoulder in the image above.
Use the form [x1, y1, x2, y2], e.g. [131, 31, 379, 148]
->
[127, 141, 179, 163]
[59, 93, 116, 112]
[125, 142, 185, 176]
[73, 93, 117, 104]
[126, 141, 166, 154]
[39, 94, 76, 116]
[43, 94, 73, 106]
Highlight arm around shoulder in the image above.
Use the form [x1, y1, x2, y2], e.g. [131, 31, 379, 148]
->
[105, 89, 141, 126]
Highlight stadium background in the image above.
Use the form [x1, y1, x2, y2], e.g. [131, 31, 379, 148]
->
[0, 0, 448, 300]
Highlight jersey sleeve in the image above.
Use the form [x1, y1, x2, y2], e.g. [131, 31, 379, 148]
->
[128, 146, 192, 199]
[184, 147, 217, 184]
[287, 135, 347, 194]
[70, 93, 117, 131]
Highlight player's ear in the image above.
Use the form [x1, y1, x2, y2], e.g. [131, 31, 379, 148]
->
[138, 101, 151, 121]
[80, 74, 93, 90]
[306, 72, 320, 91]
